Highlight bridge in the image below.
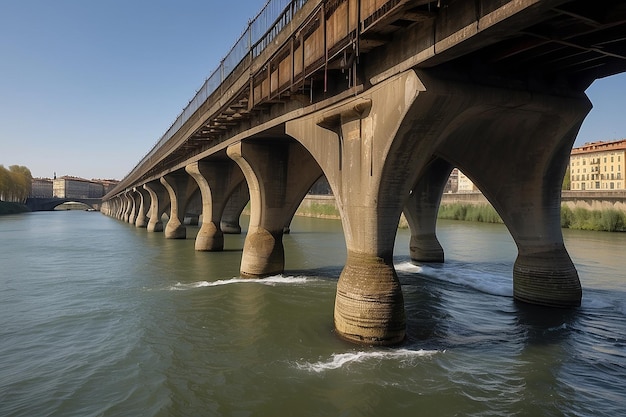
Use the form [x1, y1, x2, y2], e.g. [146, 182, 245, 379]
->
[26, 197, 102, 212]
[102, 0, 626, 345]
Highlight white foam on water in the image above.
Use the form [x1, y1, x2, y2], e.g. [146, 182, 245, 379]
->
[170, 275, 311, 290]
[295, 348, 441, 373]
[396, 260, 513, 298]
[395, 261, 424, 274]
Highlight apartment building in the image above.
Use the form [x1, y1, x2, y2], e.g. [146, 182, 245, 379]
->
[570, 139, 626, 191]
[53, 176, 104, 199]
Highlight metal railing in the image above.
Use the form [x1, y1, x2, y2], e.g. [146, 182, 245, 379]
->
[132, 0, 310, 182]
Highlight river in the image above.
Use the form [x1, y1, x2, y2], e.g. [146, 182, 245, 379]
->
[1, 211, 624, 416]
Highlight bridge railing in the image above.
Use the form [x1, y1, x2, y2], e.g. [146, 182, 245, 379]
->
[132, 0, 310, 182]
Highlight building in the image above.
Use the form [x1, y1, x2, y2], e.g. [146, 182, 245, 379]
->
[53, 176, 104, 199]
[444, 168, 459, 193]
[30, 178, 53, 198]
[457, 169, 478, 193]
[570, 139, 626, 191]
[97, 179, 120, 195]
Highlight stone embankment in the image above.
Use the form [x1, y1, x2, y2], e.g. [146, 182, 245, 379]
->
[0, 201, 29, 215]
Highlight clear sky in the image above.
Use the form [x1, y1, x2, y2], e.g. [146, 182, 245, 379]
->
[1, 1, 625, 181]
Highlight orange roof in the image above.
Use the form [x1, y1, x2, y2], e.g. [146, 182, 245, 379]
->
[571, 139, 626, 154]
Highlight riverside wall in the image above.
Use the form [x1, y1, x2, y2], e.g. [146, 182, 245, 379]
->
[294, 191, 626, 219]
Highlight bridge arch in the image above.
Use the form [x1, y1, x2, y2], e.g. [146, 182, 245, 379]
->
[25, 198, 101, 212]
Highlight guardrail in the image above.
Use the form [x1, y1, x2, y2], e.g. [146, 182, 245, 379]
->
[130, 0, 310, 180]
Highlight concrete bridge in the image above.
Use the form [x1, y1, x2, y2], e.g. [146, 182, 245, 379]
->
[102, 0, 626, 345]
[26, 197, 102, 212]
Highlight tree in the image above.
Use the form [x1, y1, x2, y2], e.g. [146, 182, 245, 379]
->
[0, 164, 32, 202]
[0, 166, 7, 201]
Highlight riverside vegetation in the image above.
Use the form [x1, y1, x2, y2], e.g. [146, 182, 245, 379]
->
[295, 200, 626, 232]
[437, 203, 626, 232]
[0, 165, 33, 215]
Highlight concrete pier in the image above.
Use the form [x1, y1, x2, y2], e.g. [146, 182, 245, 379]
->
[227, 141, 322, 278]
[144, 181, 169, 233]
[185, 160, 245, 251]
[160, 173, 197, 239]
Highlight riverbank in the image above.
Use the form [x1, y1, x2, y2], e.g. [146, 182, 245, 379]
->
[438, 203, 626, 232]
[0, 201, 29, 215]
[294, 195, 626, 232]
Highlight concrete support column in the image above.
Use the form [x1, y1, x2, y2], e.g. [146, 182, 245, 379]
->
[227, 140, 322, 277]
[109, 199, 115, 218]
[221, 181, 249, 234]
[113, 198, 121, 219]
[286, 70, 428, 345]
[160, 172, 197, 239]
[122, 193, 133, 223]
[434, 80, 591, 308]
[128, 191, 138, 225]
[185, 160, 245, 251]
[144, 181, 169, 233]
[117, 197, 125, 220]
[134, 186, 150, 228]
[404, 157, 454, 263]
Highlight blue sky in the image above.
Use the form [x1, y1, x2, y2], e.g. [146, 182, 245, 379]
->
[1, 1, 625, 180]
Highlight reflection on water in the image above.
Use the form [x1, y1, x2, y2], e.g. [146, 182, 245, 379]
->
[0, 212, 624, 416]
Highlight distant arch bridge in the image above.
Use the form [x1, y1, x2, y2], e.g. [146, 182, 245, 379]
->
[25, 198, 102, 212]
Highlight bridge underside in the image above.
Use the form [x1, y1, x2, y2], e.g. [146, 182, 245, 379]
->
[104, 67, 589, 345]
[102, 0, 626, 345]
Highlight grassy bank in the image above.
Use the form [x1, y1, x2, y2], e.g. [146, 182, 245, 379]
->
[293, 198, 626, 232]
[438, 203, 626, 232]
[438, 203, 503, 224]
[560, 206, 626, 232]
[0, 201, 29, 215]
[295, 202, 340, 219]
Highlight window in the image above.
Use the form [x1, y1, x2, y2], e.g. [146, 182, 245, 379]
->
[595, 181, 600, 189]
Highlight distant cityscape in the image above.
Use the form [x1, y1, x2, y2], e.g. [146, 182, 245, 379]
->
[26, 138, 626, 201]
[30, 176, 119, 199]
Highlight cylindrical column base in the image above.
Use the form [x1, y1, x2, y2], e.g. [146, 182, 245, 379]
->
[240, 228, 284, 277]
[409, 233, 444, 263]
[513, 247, 582, 307]
[195, 222, 224, 251]
[221, 221, 242, 234]
[165, 220, 186, 239]
[147, 219, 163, 232]
[334, 252, 406, 345]
[135, 213, 148, 228]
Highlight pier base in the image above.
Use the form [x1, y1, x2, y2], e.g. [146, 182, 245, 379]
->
[240, 228, 284, 277]
[334, 252, 406, 345]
